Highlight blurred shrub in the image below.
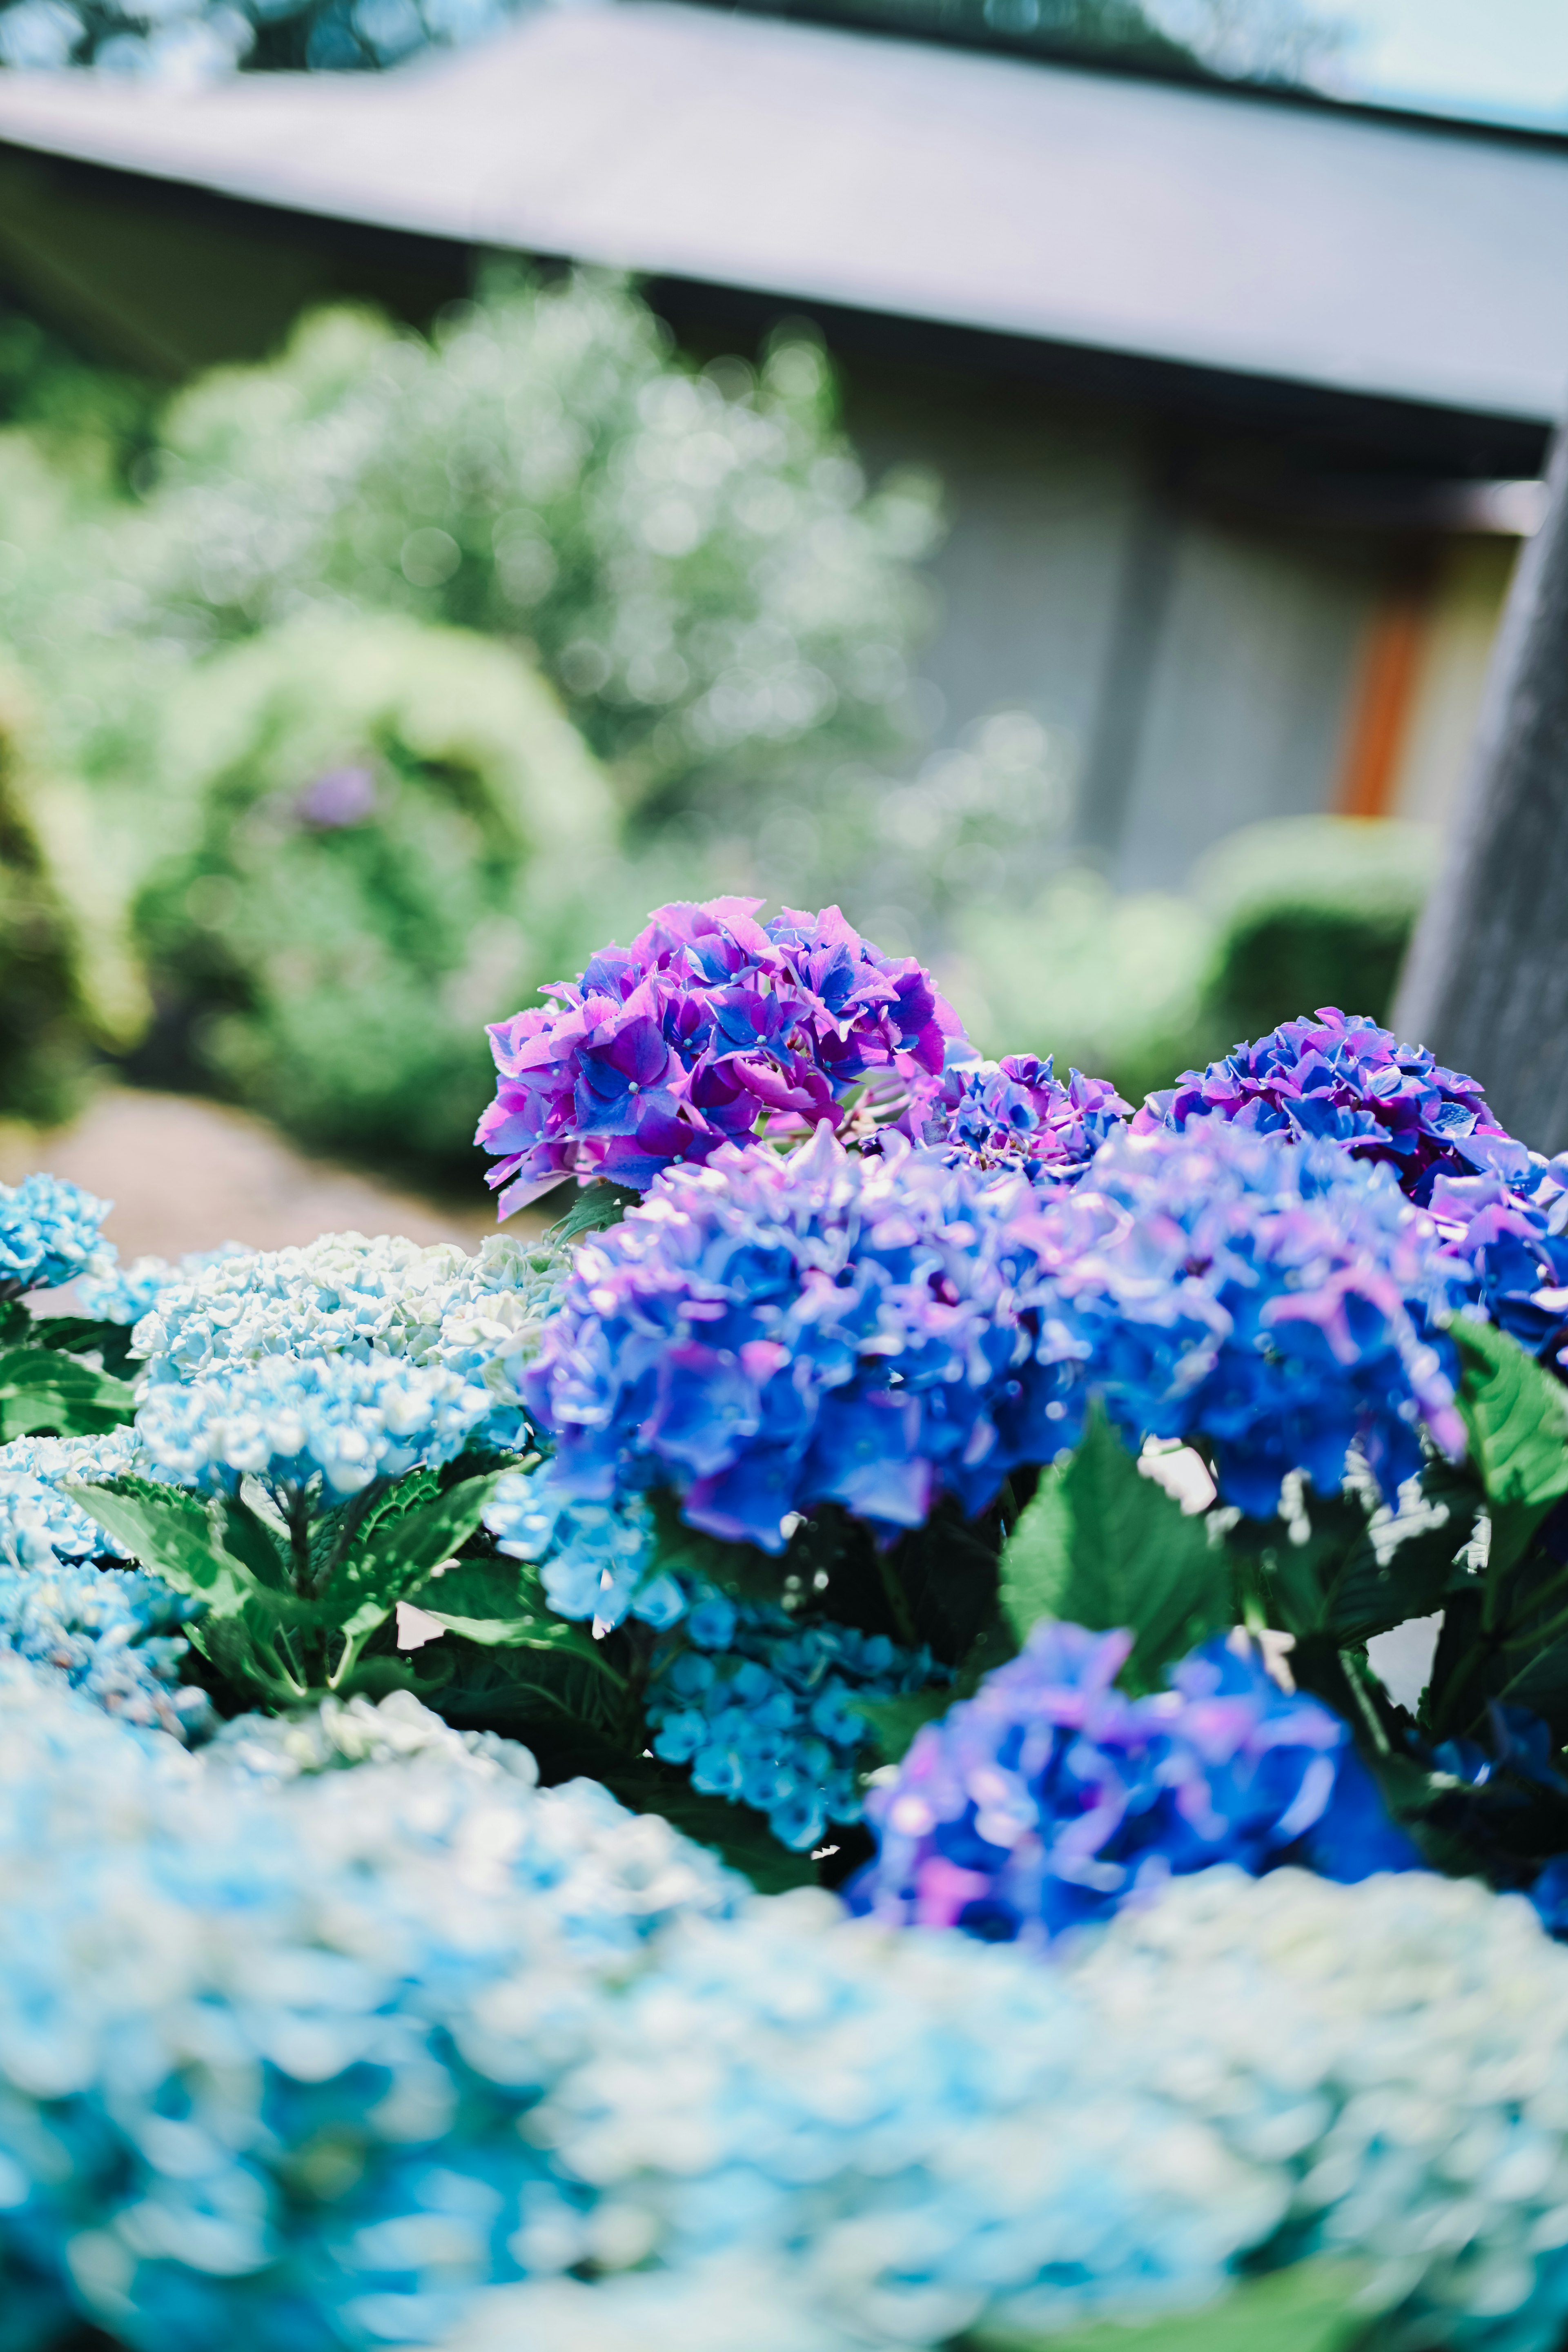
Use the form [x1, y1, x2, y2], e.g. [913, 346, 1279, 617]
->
[0, 670, 91, 1129]
[108, 276, 939, 853]
[941, 816, 1438, 1105]
[131, 611, 620, 1180]
[1191, 814, 1441, 1047]
[0, 0, 517, 72]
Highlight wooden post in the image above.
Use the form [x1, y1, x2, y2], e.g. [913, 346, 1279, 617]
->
[1394, 423, 1568, 1156]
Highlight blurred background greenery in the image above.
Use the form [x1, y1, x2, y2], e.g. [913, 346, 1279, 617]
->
[0, 267, 1437, 1189]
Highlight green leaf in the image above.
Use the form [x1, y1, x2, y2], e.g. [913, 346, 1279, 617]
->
[211, 1492, 291, 1592]
[1451, 1318, 1568, 1574]
[404, 1557, 613, 1665]
[1327, 1480, 1472, 1645]
[0, 1347, 136, 1441]
[0, 1299, 30, 1347]
[544, 1179, 640, 1245]
[853, 1686, 953, 1764]
[998, 1406, 1231, 1694]
[644, 1486, 784, 1602]
[962, 2259, 1371, 2352]
[24, 1316, 140, 1377]
[65, 1476, 250, 1613]
[329, 1468, 506, 1634]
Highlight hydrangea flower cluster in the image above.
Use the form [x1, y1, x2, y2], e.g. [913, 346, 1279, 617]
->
[135, 1229, 568, 1450]
[0, 1560, 213, 1743]
[69, 1241, 246, 1329]
[1022, 1121, 1473, 1514]
[646, 1602, 946, 1851]
[0, 1659, 736, 2352]
[920, 1053, 1129, 1185]
[849, 1623, 1416, 1943]
[0, 1172, 115, 1298]
[0, 1428, 145, 1572]
[477, 899, 965, 1214]
[18, 1660, 1568, 2352]
[522, 1125, 1068, 1550]
[135, 1349, 492, 1499]
[1135, 1007, 1525, 1204]
[524, 1117, 1473, 1546]
[1426, 1156, 1568, 1379]
[485, 1470, 687, 1632]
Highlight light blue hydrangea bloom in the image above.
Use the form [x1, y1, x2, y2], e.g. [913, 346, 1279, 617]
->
[0, 1172, 114, 1298]
[647, 1607, 947, 1851]
[134, 1349, 493, 1499]
[9, 1664, 1568, 2352]
[484, 1466, 685, 1632]
[134, 1229, 567, 1452]
[0, 1428, 145, 1571]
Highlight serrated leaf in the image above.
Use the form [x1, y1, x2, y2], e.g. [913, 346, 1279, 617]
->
[545, 1180, 641, 1245]
[998, 1406, 1231, 1693]
[853, 1687, 953, 1763]
[962, 2259, 1371, 2352]
[1452, 1319, 1568, 1574]
[66, 1477, 250, 1613]
[211, 1493, 291, 1592]
[330, 1468, 506, 1632]
[0, 1347, 136, 1441]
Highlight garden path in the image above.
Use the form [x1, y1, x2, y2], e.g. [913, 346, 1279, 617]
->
[0, 1086, 539, 1260]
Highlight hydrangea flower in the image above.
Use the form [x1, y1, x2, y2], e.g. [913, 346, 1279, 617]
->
[646, 1604, 947, 1851]
[848, 1622, 1417, 1944]
[919, 1054, 1129, 1185]
[0, 1172, 115, 1298]
[1020, 1121, 1473, 1515]
[135, 1229, 568, 1450]
[0, 1561, 213, 1743]
[1134, 1008, 1525, 1205]
[71, 1242, 247, 1329]
[0, 1660, 736, 2352]
[135, 1350, 492, 1500]
[0, 1428, 146, 1572]
[521, 1125, 1069, 1550]
[484, 1467, 686, 1633]
[1425, 1157, 1568, 1379]
[477, 899, 967, 1214]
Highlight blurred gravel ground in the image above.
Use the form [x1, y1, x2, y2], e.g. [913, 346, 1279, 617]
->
[0, 1086, 540, 1258]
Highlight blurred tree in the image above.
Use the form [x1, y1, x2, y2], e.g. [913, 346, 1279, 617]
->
[0, 667, 91, 1128]
[131, 612, 625, 1181]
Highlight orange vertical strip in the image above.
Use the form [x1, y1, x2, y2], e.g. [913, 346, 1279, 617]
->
[1334, 588, 1430, 820]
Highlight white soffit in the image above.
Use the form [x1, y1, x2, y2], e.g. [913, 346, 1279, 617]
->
[0, 2, 1566, 420]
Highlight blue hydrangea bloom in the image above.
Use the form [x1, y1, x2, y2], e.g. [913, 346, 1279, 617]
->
[523, 1119, 1472, 1545]
[484, 1466, 686, 1632]
[0, 1429, 145, 1571]
[521, 1125, 1075, 1551]
[646, 1605, 947, 1851]
[1020, 1121, 1473, 1516]
[135, 1350, 493, 1500]
[0, 1172, 114, 1298]
[0, 1560, 213, 1743]
[848, 1621, 1419, 1945]
[1426, 1156, 1568, 1381]
[1134, 1008, 1525, 1205]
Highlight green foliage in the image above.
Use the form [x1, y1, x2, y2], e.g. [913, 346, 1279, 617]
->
[0, 666, 93, 1127]
[999, 1406, 1232, 1693]
[961, 2258, 1372, 2352]
[70, 1459, 509, 1704]
[0, 1343, 135, 1441]
[129, 610, 618, 1178]
[1192, 815, 1440, 1049]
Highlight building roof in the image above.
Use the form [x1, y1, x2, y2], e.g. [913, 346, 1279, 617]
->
[1, 1, 1567, 421]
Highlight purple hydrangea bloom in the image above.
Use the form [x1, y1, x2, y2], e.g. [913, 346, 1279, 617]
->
[1425, 1157, 1568, 1380]
[1019, 1122, 1472, 1516]
[476, 898, 967, 1215]
[847, 1622, 1419, 1946]
[1134, 1008, 1525, 1205]
[521, 1124, 1070, 1550]
[918, 1054, 1131, 1186]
